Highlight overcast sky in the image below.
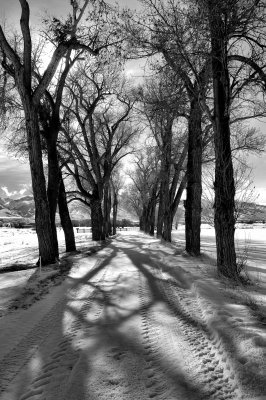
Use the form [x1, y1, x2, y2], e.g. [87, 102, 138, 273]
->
[0, 0, 266, 203]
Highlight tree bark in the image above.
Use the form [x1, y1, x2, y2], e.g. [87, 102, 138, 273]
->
[171, 173, 187, 226]
[58, 175, 76, 252]
[185, 99, 202, 255]
[112, 191, 118, 235]
[103, 183, 112, 237]
[91, 194, 105, 241]
[208, 1, 237, 278]
[46, 134, 60, 257]
[148, 184, 157, 236]
[26, 108, 57, 265]
[157, 126, 172, 239]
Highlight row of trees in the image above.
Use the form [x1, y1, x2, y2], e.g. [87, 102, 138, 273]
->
[121, 0, 266, 279]
[0, 0, 139, 265]
[0, 0, 266, 280]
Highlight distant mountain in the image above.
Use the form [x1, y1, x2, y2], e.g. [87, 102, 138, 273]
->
[0, 195, 35, 219]
[4, 194, 266, 226]
[236, 201, 266, 223]
[0, 195, 137, 224]
[7, 196, 35, 218]
[0, 206, 23, 219]
[202, 199, 266, 225]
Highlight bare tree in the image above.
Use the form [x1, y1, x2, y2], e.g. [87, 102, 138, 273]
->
[125, 147, 160, 235]
[0, 0, 117, 264]
[201, 0, 266, 278]
[60, 59, 138, 240]
[122, 0, 213, 254]
[137, 68, 188, 241]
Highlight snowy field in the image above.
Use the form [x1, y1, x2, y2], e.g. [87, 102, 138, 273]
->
[173, 224, 266, 282]
[0, 228, 266, 399]
[0, 227, 95, 268]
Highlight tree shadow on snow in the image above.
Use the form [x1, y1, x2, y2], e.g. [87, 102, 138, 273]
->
[7, 233, 266, 399]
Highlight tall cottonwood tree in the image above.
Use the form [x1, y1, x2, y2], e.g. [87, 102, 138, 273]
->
[200, 0, 266, 278]
[38, 51, 78, 254]
[0, 49, 77, 254]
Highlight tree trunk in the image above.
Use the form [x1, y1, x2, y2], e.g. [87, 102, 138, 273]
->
[209, 1, 237, 278]
[156, 185, 164, 237]
[112, 192, 118, 235]
[185, 100, 202, 255]
[91, 195, 105, 241]
[58, 175, 76, 252]
[148, 185, 157, 236]
[140, 205, 148, 233]
[139, 214, 144, 231]
[171, 173, 187, 226]
[107, 190, 112, 235]
[46, 135, 60, 257]
[157, 127, 172, 239]
[162, 209, 172, 242]
[26, 108, 57, 265]
[103, 184, 112, 237]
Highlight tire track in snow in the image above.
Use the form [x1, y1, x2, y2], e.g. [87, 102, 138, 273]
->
[140, 241, 242, 399]
[138, 270, 212, 400]
[158, 274, 242, 399]
[138, 274, 177, 399]
[0, 296, 66, 395]
[17, 262, 109, 400]
[0, 255, 108, 399]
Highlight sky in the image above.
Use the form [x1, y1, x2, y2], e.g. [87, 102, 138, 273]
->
[0, 0, 266, 204]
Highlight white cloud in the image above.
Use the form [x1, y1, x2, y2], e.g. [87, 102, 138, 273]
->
[1, 186, 17, 197]
[1, 184, 31, 199]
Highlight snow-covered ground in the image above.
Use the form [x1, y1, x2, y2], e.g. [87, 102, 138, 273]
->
[0, 228, 266, 399]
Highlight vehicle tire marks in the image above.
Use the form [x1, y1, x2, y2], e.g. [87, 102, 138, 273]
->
[138, 272, 201, 400]
[18, 264, 109, 400]
[0, 254, 109, 399]
[159, 275, 242, 400]
[0, 296, 66, 395]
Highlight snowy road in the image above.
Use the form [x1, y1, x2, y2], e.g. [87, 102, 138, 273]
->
[0, 232, 266, 399]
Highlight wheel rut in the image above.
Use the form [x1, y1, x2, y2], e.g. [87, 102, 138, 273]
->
[0, 255, 109, 400]
[138, 243, 243, 400]
[17, 264, 109, 400]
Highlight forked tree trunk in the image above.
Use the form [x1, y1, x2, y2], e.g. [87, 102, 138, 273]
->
[26, 108, 57, 265]
[58, 175, 76, 252]
[91, 195, 105, 241]
[185, 100, 202, 255]
[208, 1, 237, 278]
